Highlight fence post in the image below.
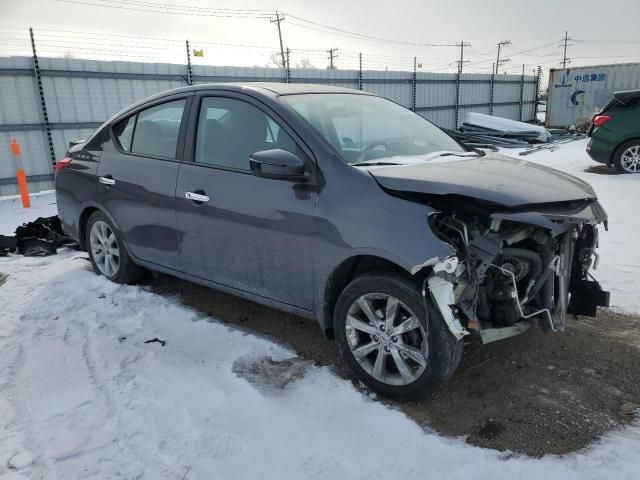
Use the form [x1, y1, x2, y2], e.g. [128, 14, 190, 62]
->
[412, 57, 416, 112]
[29, 27, 55, 169]
[489, 63, 495, 116]
[285, 48, 291, 84]
[358, 53, 363, 91]
[519, 63, 525, 122]
[185, 39, 193, 86]
[534, 65, 542, 122]
[454, 68, 461, 129]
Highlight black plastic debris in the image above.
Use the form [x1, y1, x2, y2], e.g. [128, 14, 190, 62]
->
[2, 216, 77, 257]
[0, 235, 17, 256]
[144, 338, 166, 347]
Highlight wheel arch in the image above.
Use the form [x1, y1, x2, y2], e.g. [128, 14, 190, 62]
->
[77, 204, 126, 251]
[613, 137, 640, 169]
[321, 254, 422, 339]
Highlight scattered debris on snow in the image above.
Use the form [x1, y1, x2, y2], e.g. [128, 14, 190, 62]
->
[0, 216, 76, 257]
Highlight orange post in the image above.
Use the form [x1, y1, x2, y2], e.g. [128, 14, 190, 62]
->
[10, 139, 30, 208]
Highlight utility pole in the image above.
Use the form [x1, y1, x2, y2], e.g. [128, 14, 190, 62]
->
[271, 11, 286, 71]
[495, 39, 511, 74]
[562, 31, 571, 68]
[358, 52, 363, 90]
[327, 48, 338, 69]
[456, 41, 471, 74]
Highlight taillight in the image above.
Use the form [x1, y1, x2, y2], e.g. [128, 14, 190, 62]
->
[593, 114, 612, 127]
[55, 156, 72, 174]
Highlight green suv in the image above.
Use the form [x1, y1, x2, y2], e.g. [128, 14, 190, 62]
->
[587, 89, 640, 173]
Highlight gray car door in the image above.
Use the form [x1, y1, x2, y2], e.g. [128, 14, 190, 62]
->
[175, 93, 318, 310]
[96, 96, 190, 269]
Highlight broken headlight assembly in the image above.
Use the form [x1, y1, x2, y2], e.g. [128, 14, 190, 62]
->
[427, 201, 610, 344]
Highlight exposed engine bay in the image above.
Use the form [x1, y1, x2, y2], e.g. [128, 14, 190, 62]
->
[425, 196, 610, 342]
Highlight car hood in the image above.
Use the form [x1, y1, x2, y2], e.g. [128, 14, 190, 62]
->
[367, 153, 597, 207]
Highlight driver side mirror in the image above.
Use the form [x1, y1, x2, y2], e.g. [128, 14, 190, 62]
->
[249, 149, 307, 181]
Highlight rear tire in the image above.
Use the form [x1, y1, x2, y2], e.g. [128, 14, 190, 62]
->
[334, 272, 463, 399]
[86, 211, 144, 284]
[613, 140, 640, 174]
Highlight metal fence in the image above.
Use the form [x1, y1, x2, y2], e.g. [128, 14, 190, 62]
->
[0, 55, 538, 196]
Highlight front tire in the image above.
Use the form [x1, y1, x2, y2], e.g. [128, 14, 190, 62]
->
[334, 272, 463, 399]
[613, 140, 640, 174]
[86, 211, 144, 284]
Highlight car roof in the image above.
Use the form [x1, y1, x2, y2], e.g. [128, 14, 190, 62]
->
[228, 82, 370, 96]
[147, 82, 370, 98]
[109, 82, 373, 125]
[614, 89, 640, 102]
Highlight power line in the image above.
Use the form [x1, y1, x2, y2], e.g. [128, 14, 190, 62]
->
[52, 0, 272, 18]
[504, 40, 562, 56]
[284, 13, 457, 47]
[52, 0, 461, 48]
[574, 39, 640, 44]
[56, 0, 273, 16]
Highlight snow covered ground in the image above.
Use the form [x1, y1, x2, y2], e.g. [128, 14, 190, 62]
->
[0, 140, 639, 479]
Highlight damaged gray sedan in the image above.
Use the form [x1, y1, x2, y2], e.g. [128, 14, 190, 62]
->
[56, 83, 609, 399]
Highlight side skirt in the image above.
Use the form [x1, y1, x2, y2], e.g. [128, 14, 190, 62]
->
[133, 258, 318, 323]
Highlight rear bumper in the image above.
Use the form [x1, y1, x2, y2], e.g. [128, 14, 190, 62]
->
[586, 139, 611, 165]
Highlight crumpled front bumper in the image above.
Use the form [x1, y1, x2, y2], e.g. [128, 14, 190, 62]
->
[427, 198, 610, 342]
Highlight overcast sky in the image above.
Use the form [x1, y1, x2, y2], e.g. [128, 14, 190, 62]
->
[2, 0, 639, 76]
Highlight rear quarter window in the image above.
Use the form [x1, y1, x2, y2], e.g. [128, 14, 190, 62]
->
[112, 115, 136, 151]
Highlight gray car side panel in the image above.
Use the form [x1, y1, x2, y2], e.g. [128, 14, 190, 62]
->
[308, 155, 455, 330]
[57, 85, 459, 335]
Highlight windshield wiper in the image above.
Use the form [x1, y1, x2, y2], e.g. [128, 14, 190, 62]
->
[437, 150, 485, 157]
[351, 161, 402, 167]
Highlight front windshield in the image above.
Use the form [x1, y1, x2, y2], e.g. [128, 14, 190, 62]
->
[281, 93, 465, 164]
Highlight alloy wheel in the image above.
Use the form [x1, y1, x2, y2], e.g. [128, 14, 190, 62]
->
[345, 293, 428, 386]
[89, 220, 120, 277]
[621, 145, 640, 173]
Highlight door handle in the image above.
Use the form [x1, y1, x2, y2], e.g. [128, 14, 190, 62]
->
[185, 191, 210, 203]
[99, 175, 116, 186]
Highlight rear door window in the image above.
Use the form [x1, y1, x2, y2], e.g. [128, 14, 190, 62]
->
[124, 99, 186, 159]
